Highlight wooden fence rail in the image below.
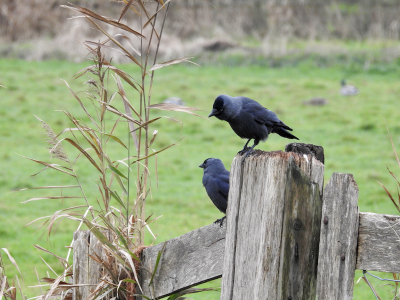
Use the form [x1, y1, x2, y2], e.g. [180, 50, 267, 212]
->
[73, 144, 400, 300]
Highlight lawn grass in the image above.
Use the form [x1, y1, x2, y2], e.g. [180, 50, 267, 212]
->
[1, 58, 400, 299]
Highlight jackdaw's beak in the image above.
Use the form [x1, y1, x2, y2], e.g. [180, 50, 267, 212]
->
[208, 108, 218, 118]
[199, 163, 205, 168]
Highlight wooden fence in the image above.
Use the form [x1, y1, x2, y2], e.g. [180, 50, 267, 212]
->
[73, 144, 400, 300]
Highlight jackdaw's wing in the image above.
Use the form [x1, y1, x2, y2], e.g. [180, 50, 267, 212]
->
[240, 98, 278, 128]
[216, 173, 230, 198]
[241, 97, 293, 132]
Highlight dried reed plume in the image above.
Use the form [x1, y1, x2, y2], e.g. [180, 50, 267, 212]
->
[35, 115, 69, 163]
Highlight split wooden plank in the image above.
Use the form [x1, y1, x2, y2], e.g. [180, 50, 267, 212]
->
[73, 231, 106, 300]
[139, 222, 226, 299]
[316, 173, 359, 300]
[88, 233, 103, 295]
[285, 143, 325, 196]
[356, 212, 400, 273]
[220, 150, 324, 300]
[278, 157, 322, 299]
[73, 231, 90, 300]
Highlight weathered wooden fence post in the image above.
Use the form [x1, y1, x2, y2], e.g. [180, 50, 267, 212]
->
[316, 173, 359, 300]
[220, 150, 324, 300]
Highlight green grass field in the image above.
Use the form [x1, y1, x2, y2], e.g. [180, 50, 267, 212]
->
[1, 58, 400, 299]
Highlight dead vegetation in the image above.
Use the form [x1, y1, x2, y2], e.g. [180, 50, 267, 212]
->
[3, 1, 213, 299]
[1, 1, 400, 61]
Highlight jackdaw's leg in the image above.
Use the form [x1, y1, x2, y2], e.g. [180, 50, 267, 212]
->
[243, 139, 259, 158]
[214, 216, 226, 227]
[242, 139, 251, 151]
[238, 139, 252, 154]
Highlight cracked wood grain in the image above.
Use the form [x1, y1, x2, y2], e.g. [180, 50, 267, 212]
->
[73, 231, 104, 300]
[220, 150, 324, 300]
[138, 222, 226, 299]
[316, 173, 359, 300]
[356, 212, 400, 273]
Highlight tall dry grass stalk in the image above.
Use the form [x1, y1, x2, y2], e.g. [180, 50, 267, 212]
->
[0, 250, 24, 300]
[16, 1, 207, 299]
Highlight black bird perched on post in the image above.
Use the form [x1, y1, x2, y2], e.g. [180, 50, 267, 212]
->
[199, 158, 229, 226]
[208, 94, 299, 155]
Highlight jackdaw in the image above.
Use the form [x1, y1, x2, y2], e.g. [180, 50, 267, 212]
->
[199, 158, 229, 226]
[340, 80, 358, 96]
[208, 94, 299, 155]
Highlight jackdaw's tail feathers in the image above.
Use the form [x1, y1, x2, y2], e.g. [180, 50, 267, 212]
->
[280, 123, 293, 131]
[273, 127, 299, 140]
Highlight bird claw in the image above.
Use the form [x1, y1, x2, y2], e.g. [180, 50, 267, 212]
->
[243, 149, 253, 159]
[238, 147, 251, 156]
[214, 216, 226, 227]
[238, 148, 254, 159]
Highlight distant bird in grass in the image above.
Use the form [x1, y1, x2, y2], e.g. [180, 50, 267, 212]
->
[163, 97, 185, 106]
[208, 95, 299, 156]
[199, 158, 229, 226]
[303, 97, 328, 106]
[340, 80, 359, 96]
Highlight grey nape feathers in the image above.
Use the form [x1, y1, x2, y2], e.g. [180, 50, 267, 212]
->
[199, 158, 229, 226]
[208, 94, 299, 155]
